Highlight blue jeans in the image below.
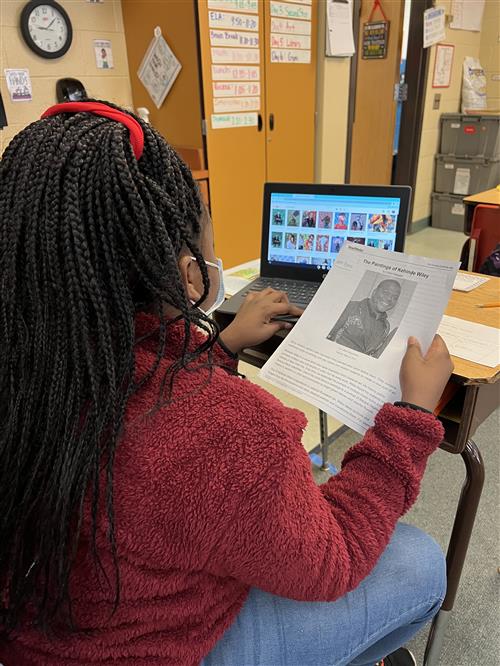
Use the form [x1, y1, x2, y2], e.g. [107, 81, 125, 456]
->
[202, 523, 446, 666]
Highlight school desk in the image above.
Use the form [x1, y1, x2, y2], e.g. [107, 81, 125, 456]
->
[463, 187, 500, 235]
[214, 272, 500, 666]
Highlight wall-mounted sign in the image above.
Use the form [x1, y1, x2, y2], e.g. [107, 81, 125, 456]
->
[362, 20, 389, 59]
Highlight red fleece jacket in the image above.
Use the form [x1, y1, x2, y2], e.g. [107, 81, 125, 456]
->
[1, 314, 444, 665]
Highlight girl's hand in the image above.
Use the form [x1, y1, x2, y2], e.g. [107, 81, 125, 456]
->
[219, 288, 303, 354]
[400, 335, 454, 412]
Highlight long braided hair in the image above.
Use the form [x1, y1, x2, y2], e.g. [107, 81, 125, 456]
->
[0, 101, 217, 632]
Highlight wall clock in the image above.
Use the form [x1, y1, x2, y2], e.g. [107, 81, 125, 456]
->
[20, 1, 73, 59]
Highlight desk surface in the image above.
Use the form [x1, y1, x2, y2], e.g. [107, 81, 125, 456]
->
[445, 273, 500, 384]
[463, 187, 500, 207]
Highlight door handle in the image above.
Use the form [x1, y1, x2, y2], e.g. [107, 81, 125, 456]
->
[269, 113, 275, 131]
[257, 113, 263, 131]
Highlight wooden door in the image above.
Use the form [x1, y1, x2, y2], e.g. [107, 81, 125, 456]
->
[197, 0, 267, 268]
[264, 0, 318, 182]
[122, 0, 203, 149]
[349, 0, 405, 185]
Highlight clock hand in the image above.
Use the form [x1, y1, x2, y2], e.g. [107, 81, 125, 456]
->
[46, 18, 56, 29]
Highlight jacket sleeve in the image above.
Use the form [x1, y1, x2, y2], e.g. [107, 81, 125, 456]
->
[327, 302, 353, 340]
[205, 402, 443, 602]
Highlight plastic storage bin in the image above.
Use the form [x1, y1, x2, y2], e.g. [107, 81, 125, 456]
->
[440, 114, 500, 158]
[431, 192, 466, 231]
[434, 154, 500, 195]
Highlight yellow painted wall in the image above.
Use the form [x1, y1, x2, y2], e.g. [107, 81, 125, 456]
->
[0, 0, 133, 154]
[479, 0, 500, 110]
[315, 0, 350, 184]
[412, 0, 487, 225]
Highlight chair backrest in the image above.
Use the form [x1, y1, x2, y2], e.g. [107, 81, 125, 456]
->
[173, 145, 206, 171]
[469, 204, 500, 272]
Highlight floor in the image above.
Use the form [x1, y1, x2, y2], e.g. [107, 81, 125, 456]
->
[241, 226, 468, 453]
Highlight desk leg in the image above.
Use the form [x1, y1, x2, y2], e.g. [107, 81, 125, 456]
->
[423, 440, 485, 666]
[319, 410, 329, 471]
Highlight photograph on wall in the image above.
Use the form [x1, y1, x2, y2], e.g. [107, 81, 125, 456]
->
[4, 69, 32, 102]
[94, 40, 114, 69]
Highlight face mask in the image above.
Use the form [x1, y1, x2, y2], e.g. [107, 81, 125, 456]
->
[190, 256, 225, 316]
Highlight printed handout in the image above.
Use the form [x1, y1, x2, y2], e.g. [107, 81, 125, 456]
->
[260, 242, 460, 434]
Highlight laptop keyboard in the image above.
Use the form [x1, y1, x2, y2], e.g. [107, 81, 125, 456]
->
[242, 278, 319, 307]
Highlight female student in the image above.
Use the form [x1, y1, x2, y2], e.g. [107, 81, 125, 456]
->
[0, 102, 452, 666]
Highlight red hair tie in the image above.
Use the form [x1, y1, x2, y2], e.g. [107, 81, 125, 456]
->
[41, 102, 144, 160]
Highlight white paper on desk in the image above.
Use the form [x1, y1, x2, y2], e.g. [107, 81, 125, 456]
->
[260, 243, 459, 435]
[326, 0, 355, 57]
[438, 315, 500, 367]
[450, 0, 485, 31]
[452, 273, 489, 292]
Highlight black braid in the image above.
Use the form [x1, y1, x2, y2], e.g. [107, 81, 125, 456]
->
[0, 100, 217, 632]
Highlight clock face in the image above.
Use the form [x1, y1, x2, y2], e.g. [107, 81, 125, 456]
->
[28, 4, 68, 54]
[21, 1, 72, 59]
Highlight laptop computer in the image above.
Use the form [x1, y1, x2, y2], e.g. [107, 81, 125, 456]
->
[217, 182, 411, 319]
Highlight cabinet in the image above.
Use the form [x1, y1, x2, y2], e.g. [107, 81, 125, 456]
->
[123, 0, 318, 268]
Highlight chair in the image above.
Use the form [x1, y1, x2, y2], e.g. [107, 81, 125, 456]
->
[173, 146, 205, 171]
[173, 146, 210, 208]
[467, 204, 500, 272]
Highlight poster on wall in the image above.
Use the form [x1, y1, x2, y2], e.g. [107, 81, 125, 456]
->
[432, 43, 454, 88]
[94, 40, 114, 69]
[4, 69, 32, 102]
[362, 21, 389, 59]
[423, 6, 445, 49]
[137, 27, 182, 109]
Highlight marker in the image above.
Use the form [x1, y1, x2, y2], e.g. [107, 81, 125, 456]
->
[271, 315, 300, 324]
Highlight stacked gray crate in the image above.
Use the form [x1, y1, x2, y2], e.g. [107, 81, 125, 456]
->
[431, 114, 500, 231]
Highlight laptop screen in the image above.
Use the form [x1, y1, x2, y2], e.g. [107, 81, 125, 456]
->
[267, 191, 402, 273]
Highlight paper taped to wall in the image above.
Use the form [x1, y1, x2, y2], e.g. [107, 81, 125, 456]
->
[326, 0, 355, 57]
[270, 33, 311, 49]
[423, 6, 445, 48]
[271, 48, 311, 64]
[211, 112, 258, 129]
[212, 81, 260, 97]
[213, 96, 260, 112]
[211, 47, 260, 63]
[270, 17, 312, 35]
[208, 10, 259, 30]
[211, 65, 260, 80]
[208, 0, 258, 13]
[450, 0, 485, 31]
[209, 29, 259, 48]
[270, 1, 312, 20]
